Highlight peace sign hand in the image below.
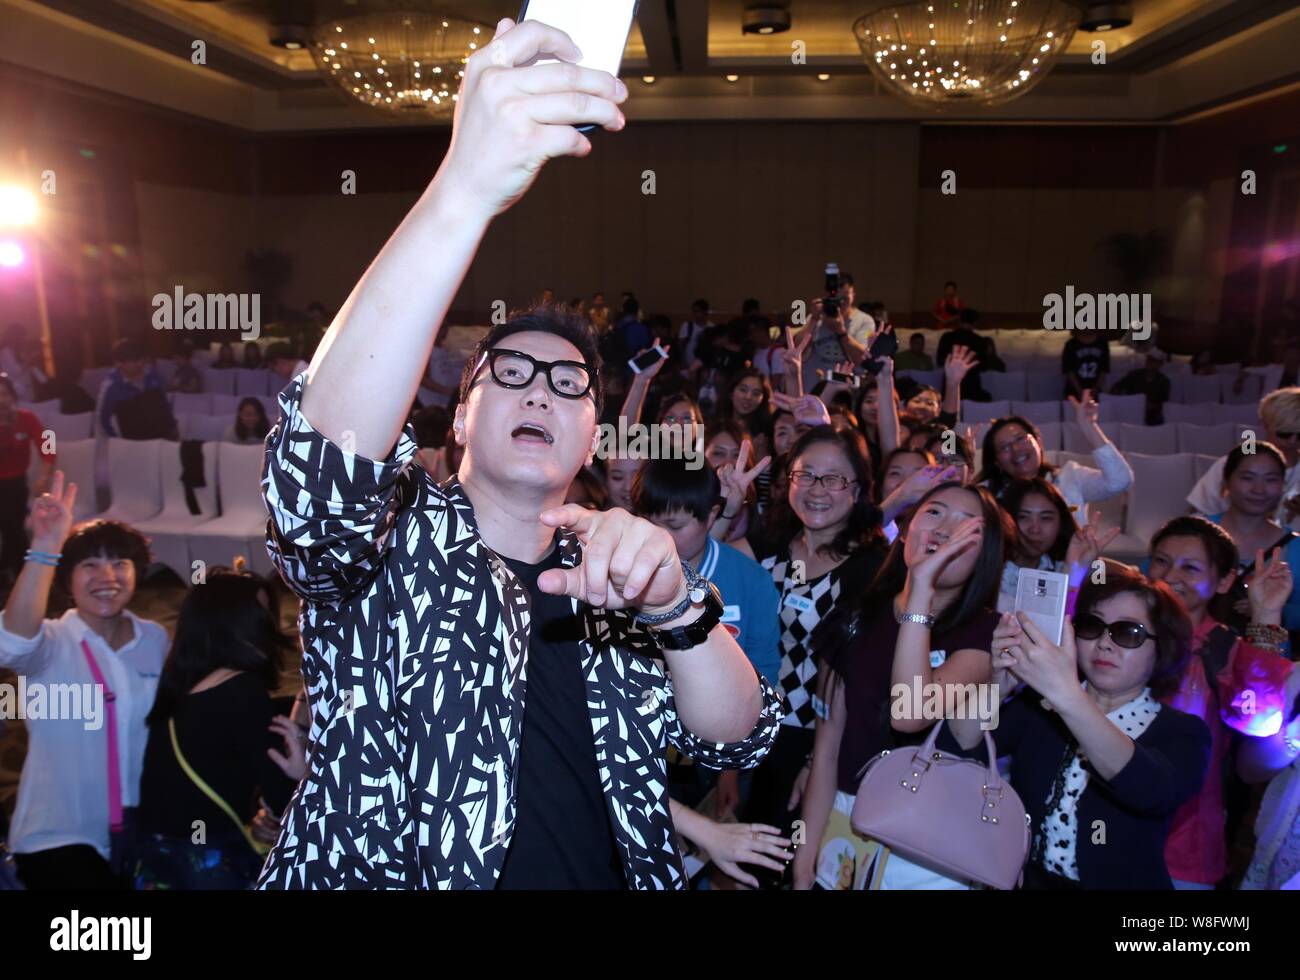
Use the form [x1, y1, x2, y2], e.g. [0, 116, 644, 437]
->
[28, 470, 77, 553]
[717, 438, 772, 513]
[784, 324, 813, 369]
[771, 391, 831, 428]
[1246, 547, 1292, 625]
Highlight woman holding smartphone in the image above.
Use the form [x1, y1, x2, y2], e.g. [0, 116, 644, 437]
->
[946, 562, 1211, 889]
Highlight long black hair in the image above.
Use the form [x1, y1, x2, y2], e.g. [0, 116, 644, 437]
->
[765, 425, 883, 562]
[815, 481, 1011, 697]
[1002, 477, 1077, 565]
[234, 397, 271, 441]
[147, 572, 291, 725]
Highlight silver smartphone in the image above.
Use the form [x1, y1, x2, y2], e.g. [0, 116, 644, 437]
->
[1014, 567, 1069, 647]
[519, 0, 638, 80]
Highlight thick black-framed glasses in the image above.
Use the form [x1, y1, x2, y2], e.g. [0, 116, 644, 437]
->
[470, 348, 595, 400]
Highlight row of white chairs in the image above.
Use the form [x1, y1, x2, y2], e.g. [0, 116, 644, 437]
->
[1042, 451, 1222, 562]
[958, 397, 1260, 428]
[961, 421, 1253, 457]
[903, 367, 1266, 405]
[47, 438, 272, 577]
[19, 396, 281, 442]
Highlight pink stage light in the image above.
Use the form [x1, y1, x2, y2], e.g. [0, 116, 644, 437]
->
[0, 240, 26, 267]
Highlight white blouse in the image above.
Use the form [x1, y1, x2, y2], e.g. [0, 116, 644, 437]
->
[0, 608, 167, 859]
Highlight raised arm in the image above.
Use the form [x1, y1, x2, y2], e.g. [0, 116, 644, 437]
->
[877, 355, 901, 456]
[618, 346, 668, 427]
[299, 19, 627, 458]
[2, 471, 74, 645]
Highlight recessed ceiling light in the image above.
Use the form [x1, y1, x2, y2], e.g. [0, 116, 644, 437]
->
[1080, 2, 1133, 32]
[817, 73, 831, 81]
[742, 4, 791, 36]
[642, 75, 656, 84]
[725, 74, 739, 82]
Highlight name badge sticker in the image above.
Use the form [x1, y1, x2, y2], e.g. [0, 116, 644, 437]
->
[784, 594, 814, 614]
[929, 649, 948, 668]
[721, 604, 741, 623]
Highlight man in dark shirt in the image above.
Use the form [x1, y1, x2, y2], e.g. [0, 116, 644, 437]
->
[497, 544, 626, 889]
[935, 308, 998, 402]
[1062, 328, 1110, 398]
[1111, 349, 1172, 425]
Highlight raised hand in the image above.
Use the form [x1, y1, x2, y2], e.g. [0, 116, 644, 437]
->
[1008, 613, 1084, 708]
[537, 504, 683, 611]
[890, 463, 962, 511]
[1068, 390, 1101, 429]
[784, 324, 813, 370]
[717, 438, 772, 515]
[438, 18, 628, 220]
[630, 343, 670, 383]
[27, 469, 77, 553]
[908, 516, 984, 591]
[1247, 547, 1292, 626]
[771, 391, 831, 428]
[944, 344, 979, 386]
[990, 612, 1025, 696]
[1065, 516, 1121, 569]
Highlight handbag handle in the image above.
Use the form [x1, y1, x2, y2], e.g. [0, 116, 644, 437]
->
[914, 719, 1003, 791]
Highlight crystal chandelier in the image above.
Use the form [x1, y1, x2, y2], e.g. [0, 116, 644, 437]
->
[854, 1, 1082, 109]
[310, 11, 491, 116]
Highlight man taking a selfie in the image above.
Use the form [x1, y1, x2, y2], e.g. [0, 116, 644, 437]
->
[256, 18, 782, 891]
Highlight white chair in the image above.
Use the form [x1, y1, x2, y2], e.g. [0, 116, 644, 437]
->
[210, 394, 241, 417]
[200, 367, 236, 396]
[1025, 370, 1065, 402]
[1097, 393, 1145, 425]
[897, 369, 942, 391]
[1176, 423, 1237, 457]
[1221, 403, 1262, 427]
[17, 399, 60, 418]
[1109, 453, 1198, 560]
[187, 443, 272, 575]
[1171, 374, 1221, 405]
[171, 392, 212, 416]
[982, 371, 1026, 402]
[52, 439, 102, 521]
[1118, 423, 1177, 455]
[135, 441, 221, 576]
[180, 415, 230, 443]
[1061, 423, 1119, 454]
[1164, 403, 1215, 425]
[234, 369, 272, 397]
[1221, 371, 1263, 405]
[97, 438, 165, 524]
[1035, 421, 1062, 452]
[45, 412, 94, 442]
[960, 400, 1010, 425]
[1192, 454, 1221, 484]
[1010, 400, 1062, 425]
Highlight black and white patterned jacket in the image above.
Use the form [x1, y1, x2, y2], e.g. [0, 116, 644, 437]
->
[255, 378, 784, 889]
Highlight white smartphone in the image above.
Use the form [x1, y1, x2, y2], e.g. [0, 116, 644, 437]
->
[518, 0, 639, 78]
[1014, 567, 1069, 648]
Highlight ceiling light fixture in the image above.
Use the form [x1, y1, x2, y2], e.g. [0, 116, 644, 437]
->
[1079, 2, 1132, 32]
[742, 4, 792, 35]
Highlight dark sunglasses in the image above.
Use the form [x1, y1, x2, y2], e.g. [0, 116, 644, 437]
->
[470, 348, 594, 400]
[1073, 612, 1156, 649]
[1273, 430, 1300, 441]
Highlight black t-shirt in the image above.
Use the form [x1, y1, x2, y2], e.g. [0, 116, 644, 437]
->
[496, 544, 627, 890]
[1062, 337, 1110, 390]
[137, 671, 294, 842]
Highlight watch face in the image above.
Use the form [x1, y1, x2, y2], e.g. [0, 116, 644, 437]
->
[688, 582, 707, 603]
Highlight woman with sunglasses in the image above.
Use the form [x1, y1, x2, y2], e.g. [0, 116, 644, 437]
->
[978, 393, 1133, 523]
[947, 561, 1211, 889]
[1204, 442, 1300, 632]
[740, 427, 886, 865]
[796, 481, 1008, 889]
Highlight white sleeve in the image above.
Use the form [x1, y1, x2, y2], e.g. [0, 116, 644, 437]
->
[1057, 443, 1133, 506]
[0, 611, 55, 678]
[1187, 456, 1227, 516]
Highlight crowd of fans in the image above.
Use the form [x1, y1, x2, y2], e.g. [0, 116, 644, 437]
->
[1, 280, 1298, 891]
